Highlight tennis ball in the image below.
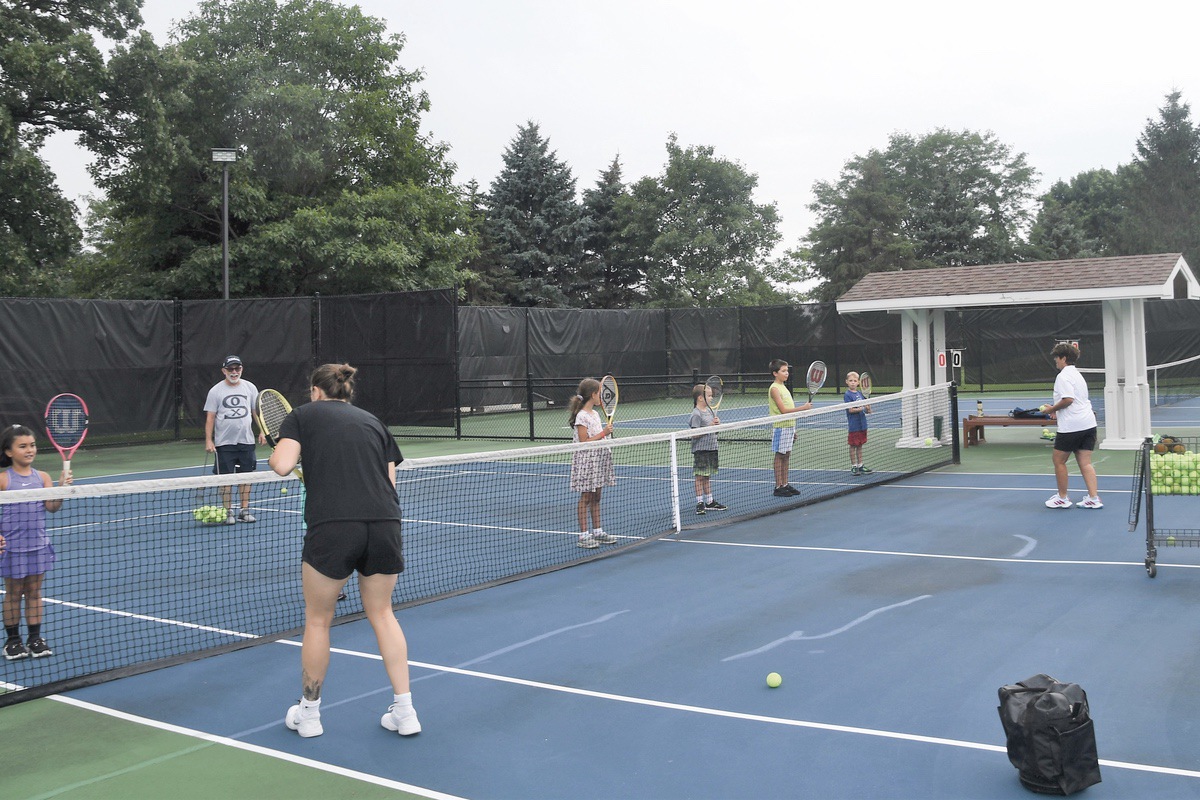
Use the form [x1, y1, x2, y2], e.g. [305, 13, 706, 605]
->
[766, 672, 782, 688]
[193, 508, 206, 522]
[280, 487, 288, 495]
[1042, 428, 1050, 436]
[1039, 404, 1050, 413]
[924, 437, 933, 447]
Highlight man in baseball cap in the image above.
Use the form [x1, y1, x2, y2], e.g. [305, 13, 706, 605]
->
[204, 356, 266, 523]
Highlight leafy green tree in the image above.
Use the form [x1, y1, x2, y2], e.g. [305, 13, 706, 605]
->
[624, 134, 785, 307]
[1119, 90, 1200, 264]
[481, 122, 586, 307]
[580, 157, 642, 308]
[77, 0, 474, 298]
[797, 128, 1038, 299]
[882, 129, 1038, 266]
[0, 0, 141, 290]
[798, 150, 924, 302]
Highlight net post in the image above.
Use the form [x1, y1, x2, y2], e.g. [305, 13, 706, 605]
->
[949, 381, 961, 465]
[669, 432, 681, 533]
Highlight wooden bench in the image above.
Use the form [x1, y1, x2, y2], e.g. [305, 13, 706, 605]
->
[962, 415, 1056, 447]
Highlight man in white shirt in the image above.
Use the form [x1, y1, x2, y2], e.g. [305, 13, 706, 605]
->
[1042, 343, 1102, 509]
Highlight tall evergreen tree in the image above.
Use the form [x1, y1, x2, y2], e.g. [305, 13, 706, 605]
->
[1028, 169, 1126, 260]
[484, 122, 585, 307]
[580, 157, 641, 308]
[1120, 90, 1200, 263]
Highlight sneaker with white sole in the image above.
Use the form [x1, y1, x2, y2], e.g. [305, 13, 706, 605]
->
[591, 531, 617, 544]
[4, 638, 29, 660]
[577, 535, 599, 549]
[238, 509, 256, 523]
[696, 502, 707, 515]
[381, 703, 421, 736]
[285, 703, 323, 738]
[705, 501, 728, 511]
[1078, 496, 1104, 509]
[1045, 494, 1073, 509]
[26, 637, 53, 657]
[225, 510, 237, 525]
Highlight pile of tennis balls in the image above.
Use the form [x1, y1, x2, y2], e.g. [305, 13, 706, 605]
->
[193, 505, 227, 523]
[1149, 437, 1198, 495]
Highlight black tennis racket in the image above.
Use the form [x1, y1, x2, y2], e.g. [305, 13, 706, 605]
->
[44, 393, 89, 474]
[805, 360, 827, 403]
[257, 389, 303, 482]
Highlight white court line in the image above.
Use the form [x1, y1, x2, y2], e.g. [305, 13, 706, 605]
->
[261, 647, 1200, 781]
[42, 695, 464, 800]
[674, 538, 1200, 568]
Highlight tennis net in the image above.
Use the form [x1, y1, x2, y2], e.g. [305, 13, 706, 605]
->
[0, 382, 957, 706]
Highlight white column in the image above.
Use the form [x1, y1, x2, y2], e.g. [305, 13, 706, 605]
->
[1099, 299, 1150, 450]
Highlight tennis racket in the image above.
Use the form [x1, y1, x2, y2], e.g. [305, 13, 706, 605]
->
[599, 374, 619, 427]
[859, 372, 873, 399]
[805, 360, 827, 403]
[44, 393, 89, 474]
[705, 375, 724, 413]
[257, 389, 303, 482]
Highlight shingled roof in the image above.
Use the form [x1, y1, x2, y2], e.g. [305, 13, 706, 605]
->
[836, 253, 1198, 313]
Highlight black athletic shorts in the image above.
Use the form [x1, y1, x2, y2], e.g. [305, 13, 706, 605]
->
[214, 443, 257, 475]
[1054, 427, 1097, 453]
[303, 519, 404, 580]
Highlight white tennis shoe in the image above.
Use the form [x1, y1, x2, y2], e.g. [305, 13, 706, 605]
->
[381, 703, 421, 736]
[1045, 494, 1073, 509]
[285, 703, 323, 738]
[1078, 496, 1104, 509]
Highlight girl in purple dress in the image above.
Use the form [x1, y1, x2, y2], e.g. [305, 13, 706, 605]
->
[1, 424, 71, 660]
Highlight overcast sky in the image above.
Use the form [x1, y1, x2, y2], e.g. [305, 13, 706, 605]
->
[41, 1, 1200, 250]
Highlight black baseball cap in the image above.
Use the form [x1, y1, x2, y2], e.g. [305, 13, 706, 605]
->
[221, 355, 243, 369]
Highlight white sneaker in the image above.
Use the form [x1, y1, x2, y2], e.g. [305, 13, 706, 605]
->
[591, 531, 617, 544]
[285, 703, 323, 738]
[225, 510, 237, 525]
[1079, 496, 1104, 509]
[238, 509, 256, 523]
[381, 703, 421, 736]
[576, 535, 599, 549]
[1045, 494, 1073, 509]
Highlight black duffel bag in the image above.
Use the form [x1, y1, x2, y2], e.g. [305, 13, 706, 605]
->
[997, 674, 1102, 795]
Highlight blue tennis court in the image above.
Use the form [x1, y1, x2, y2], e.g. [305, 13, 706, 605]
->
[40, 460, 1200, 799]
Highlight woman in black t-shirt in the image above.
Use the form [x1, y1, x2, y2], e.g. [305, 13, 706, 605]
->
[269, 363, 420, 739]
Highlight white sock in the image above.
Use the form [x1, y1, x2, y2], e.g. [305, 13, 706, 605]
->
[299, 697, 320, 712]
[704, 494, 713, 504]
[594, 528, 605, 536]
[696, 495, 704, 504]
[393, 692, 413, 710]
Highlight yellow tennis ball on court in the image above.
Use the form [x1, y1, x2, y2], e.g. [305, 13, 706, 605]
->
[924, 437, 933, 447]
[766, 672, 782, 688]
[280, 487, 288, 495]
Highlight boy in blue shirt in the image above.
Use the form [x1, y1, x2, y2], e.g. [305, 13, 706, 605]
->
[844, 371, 872, 475]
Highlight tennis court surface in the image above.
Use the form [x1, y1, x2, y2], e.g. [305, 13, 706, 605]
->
[5, 386, 1200, 798]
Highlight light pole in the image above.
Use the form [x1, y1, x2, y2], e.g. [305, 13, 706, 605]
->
[211, 148, 238, 300]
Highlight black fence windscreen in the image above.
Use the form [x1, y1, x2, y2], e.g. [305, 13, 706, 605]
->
[0, 292, 1196, 445]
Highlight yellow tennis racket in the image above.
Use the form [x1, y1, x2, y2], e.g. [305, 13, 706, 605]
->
[256, 388, 302, 482]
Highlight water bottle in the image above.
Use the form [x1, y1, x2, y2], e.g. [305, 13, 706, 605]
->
[976, 400, 984, 416]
